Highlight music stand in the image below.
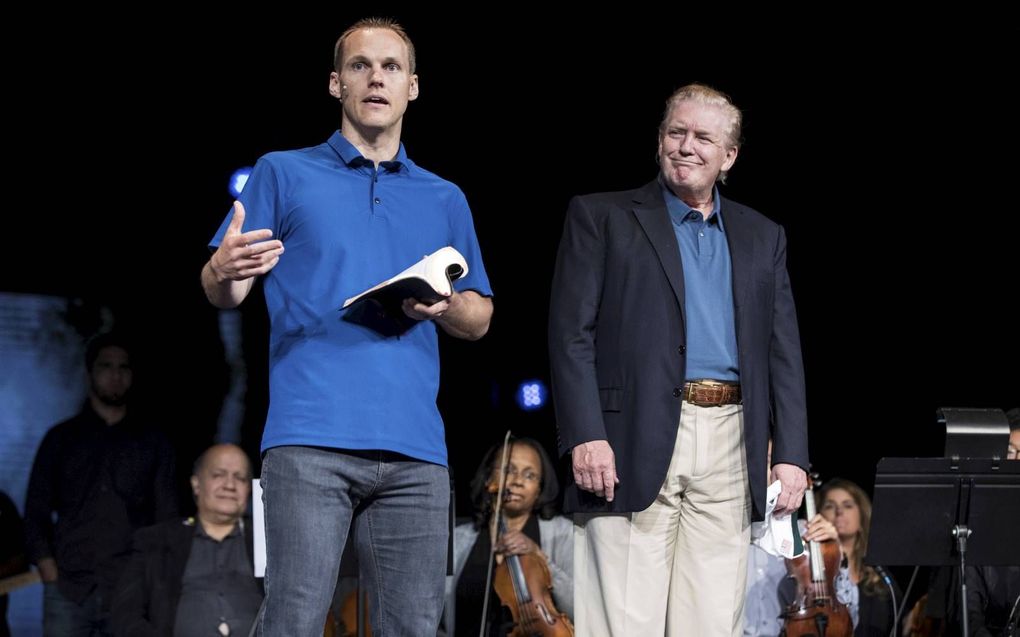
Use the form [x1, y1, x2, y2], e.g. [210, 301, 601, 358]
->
[867, 457, 1020, 637]
[939, 407, 1011, 459]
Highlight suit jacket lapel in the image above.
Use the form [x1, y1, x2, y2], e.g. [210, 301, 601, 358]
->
[632, 180, 686, 329]
[165, 520, 194, 599]
[721, 196, 754, 310]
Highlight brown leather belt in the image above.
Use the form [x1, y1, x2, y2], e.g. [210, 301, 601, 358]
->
[682, 380, 741, 407]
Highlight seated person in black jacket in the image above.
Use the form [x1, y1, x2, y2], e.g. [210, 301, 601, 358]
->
[966, 565, 1020, 637]
[112, 443, 263, 636]
[965, 409, 1020, 637]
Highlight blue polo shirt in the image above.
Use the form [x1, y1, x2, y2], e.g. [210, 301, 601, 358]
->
[210, 132, 492, 465]
[661, 184, 739, 382]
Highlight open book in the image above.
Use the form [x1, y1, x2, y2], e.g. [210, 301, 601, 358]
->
[341, 246, 469, 336]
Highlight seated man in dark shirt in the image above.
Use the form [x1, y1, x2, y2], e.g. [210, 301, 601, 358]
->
[112, 443, 263, 637]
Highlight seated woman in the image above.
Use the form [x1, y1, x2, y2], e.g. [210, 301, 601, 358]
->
[745, 441, 841, 636]
[442, 437, 573, 636]
[778, 478, 899, 636]
[817, 478, 901, 637]
[745, 513, 839, 636]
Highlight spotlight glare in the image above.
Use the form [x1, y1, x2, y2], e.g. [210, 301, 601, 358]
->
[515, 379, 548, 411]
[228, 167, 253, 198]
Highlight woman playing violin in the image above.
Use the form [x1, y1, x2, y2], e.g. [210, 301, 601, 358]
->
[441, 438, 573, 636]
[819, 479, 900, 637]
[746, 442, 843, 636]
[744, 513, 839, 635]
[780, 478, 899, 637]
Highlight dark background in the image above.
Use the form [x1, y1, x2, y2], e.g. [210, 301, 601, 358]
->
[4, 11, 1017, 517]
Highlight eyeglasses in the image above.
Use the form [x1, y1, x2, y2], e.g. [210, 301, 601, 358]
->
[493, 466, 541, 484]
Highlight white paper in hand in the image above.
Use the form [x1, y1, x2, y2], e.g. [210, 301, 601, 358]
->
[750, 479, 804, 559]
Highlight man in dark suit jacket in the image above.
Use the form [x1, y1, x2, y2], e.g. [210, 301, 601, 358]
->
[549, 83, 809, 636]
[111, 444, 262, 637]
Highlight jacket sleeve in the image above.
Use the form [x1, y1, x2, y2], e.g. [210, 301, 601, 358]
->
[23, 430, 58, 564]
[965, 566, 993, 637]
[767, 225, 810, 470]
[549, 196, 609, 456]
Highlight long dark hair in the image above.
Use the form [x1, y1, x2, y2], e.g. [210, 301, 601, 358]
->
[817, 477, 885, 596]
[469, 437, 560, 529]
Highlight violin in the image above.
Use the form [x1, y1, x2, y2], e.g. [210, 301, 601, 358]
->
[482, 435, 574, 637]
[782, 474, 853, 637]
[904, 593, 947, 637]
[328, 589, 371, 637]
[490, 513, 573, 637]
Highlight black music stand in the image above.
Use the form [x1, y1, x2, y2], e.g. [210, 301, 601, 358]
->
[939, 407, 1012, 459]
[867, 458, 1020, 637]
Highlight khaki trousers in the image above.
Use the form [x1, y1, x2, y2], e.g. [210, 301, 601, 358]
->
[574, 401, 752, 636]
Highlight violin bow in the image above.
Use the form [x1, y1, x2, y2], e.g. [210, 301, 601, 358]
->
[479, 429, 514, 637]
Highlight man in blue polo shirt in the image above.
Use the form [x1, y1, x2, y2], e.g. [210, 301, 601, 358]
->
[200, 17, 493, 636]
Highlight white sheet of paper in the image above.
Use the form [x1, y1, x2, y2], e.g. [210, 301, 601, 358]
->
[252, 478, 265, 577]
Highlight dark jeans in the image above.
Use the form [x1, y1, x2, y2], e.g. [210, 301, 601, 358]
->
[257, 446, 449, 637]
[43, 582, 112, 637]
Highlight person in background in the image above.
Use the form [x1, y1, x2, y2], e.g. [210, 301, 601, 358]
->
[810, 478, 900, 637]
[24, 332, 177, 637]
[442, 438, 572, 636]
[1006, 407, 1019, 460]
[963, 411, 1020, 637]
[0, 490, 29, 637]
[743, 442, 839, 636]
[112, 443, 261, 637]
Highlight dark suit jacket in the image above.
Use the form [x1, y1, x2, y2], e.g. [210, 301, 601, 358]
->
[110, 517, 259, 637]
[967, 565, 1020, 637]
[548, 180, 809, 520]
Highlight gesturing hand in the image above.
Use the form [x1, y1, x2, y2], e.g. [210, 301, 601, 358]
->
[208, 201, 285, 282]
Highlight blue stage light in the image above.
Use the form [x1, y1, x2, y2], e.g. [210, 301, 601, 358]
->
[515, 380, 547, 411]
[228, 167, 253, 198]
